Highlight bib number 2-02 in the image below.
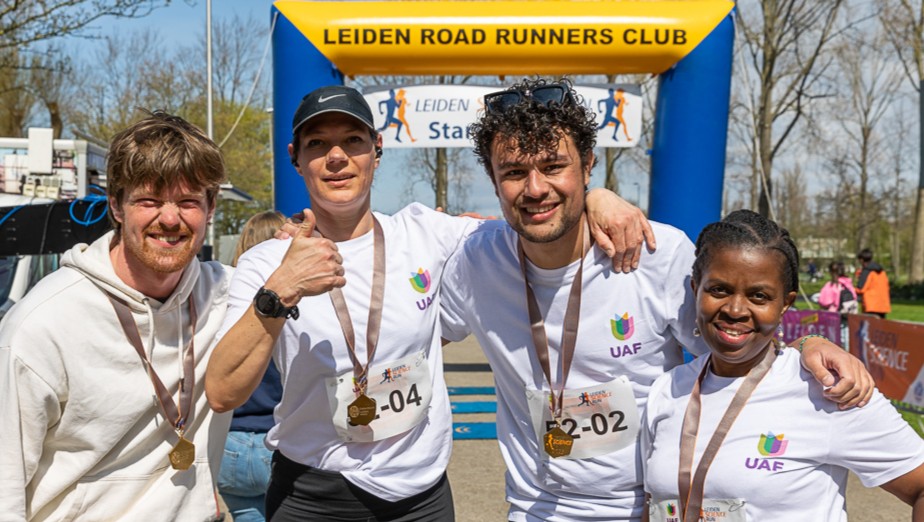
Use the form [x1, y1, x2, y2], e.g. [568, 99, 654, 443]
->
[527, 376, 640, 460]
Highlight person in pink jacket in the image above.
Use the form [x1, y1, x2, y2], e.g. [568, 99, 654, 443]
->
[819, 261, 858, 314]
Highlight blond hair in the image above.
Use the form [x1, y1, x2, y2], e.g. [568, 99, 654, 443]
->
[233, 210, 286, 266]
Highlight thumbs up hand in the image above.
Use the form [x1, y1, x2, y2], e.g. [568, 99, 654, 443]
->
[264, 209, 346, 307]
[274, 208, 310, 240]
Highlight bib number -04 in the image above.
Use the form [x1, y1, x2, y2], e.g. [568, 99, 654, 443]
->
[527, 376, 640, 460]
[328, 351, 432, 442]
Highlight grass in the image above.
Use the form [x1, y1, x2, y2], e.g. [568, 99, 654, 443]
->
[794, 278, 924, 324]
[889, 302, 924, 323]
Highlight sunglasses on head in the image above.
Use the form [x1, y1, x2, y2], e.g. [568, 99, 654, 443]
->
[483, 83, 576, 113]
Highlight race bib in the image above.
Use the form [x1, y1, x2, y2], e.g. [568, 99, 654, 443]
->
[327, 351, 432, 442]
[526, 376, 639, 460]
[649, 499, 747, 522]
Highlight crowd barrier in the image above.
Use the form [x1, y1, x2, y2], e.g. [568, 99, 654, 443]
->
[782, 310, 924, 436]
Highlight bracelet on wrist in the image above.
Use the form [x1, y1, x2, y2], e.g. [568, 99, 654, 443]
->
[797, 333, 828, 353]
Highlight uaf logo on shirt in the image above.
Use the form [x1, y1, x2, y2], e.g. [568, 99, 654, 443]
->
[409, 268, 431, 293]
[610, 312, 634, 340]
[745, 431, 788, 472]
[758, 431, 788, 456]
[410, 267, 433, 311]
[610, 312, 642, 358]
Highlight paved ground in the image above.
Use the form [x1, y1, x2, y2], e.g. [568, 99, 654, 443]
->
[441, 336, 913, 521]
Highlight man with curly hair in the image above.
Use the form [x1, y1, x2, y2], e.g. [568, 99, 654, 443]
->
[439, 78, 873, 521]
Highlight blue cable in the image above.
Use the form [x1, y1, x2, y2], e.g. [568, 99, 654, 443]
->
[69, 192, 108, 226]
[0, 205, 24, 229]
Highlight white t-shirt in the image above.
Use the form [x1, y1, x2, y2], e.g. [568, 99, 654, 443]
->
[440, 221, 707, 521]
[217, 203, 479, 501]
[642, 348, 924, 522]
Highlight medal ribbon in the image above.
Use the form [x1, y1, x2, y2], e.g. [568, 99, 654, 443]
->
[677, 345, 777, 521]
[517, 222, 590, 421]
[107, 293, 197, 432]
[326, 217, 385, 394]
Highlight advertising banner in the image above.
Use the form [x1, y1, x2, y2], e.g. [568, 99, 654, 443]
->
[847, 315, 924, 407]
[364, 84, 641, 149]
[781, 309, 841, 347]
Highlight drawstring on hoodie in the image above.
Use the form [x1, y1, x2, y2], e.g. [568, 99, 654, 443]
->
[141, 296, 188, 397]
[176, 305, 185, 391]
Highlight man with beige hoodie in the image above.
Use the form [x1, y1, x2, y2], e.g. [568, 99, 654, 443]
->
[0, 111, 231, 521]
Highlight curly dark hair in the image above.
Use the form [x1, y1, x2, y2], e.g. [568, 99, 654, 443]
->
[692, 209, 801, 294]
[469, 78, 597, 179]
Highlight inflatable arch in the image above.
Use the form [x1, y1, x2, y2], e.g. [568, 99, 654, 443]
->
[271, 0, 734, 240]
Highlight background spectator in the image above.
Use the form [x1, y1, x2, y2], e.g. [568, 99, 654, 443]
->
[855, 248, 891, 319]
[819, 261, 858, 314]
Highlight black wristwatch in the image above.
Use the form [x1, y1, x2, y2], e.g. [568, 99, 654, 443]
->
[253, 287, 299, 320]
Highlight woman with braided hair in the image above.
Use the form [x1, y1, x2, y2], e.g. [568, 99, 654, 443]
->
[642, 210, 924, 521]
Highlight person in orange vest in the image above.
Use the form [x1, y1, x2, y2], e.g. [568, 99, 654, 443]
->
[855, 248, 891, 318]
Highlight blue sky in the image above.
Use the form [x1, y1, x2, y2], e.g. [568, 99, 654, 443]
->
[95, 0, 273, 47]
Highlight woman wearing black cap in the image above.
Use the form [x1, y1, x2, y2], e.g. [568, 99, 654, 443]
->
[205, 84, 653, 521]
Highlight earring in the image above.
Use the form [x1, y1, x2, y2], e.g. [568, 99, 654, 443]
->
[693, 326, 701, 337]
[776, 325, 785, 345]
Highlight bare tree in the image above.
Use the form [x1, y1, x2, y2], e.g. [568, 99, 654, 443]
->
[829, 23, 901, 249]
[881, 0, 924, 282]
[735, 0, 847, 217]
[0, 1, 165, 57]
[184, 14, 266, 108]
[774, 164, 809, 237]
[0, 50, 34, 136]
[884, 102, 914, 279]
[405, 147, 474, 214]
[67, 31, 175, 141]
[28, 48, 74, 138]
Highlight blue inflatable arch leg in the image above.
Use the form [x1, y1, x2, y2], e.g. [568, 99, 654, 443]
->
[650, 13, 735, 242]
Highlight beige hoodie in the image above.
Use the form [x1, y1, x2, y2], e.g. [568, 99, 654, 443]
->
[0, 231, 231, 521]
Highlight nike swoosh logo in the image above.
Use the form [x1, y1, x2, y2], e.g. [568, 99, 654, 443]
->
[318, 94, 347, 103]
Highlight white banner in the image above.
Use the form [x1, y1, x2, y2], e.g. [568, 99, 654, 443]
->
[364, 84, 641, 149]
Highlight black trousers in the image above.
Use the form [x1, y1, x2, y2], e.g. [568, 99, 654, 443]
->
[266, 451, 455, 522]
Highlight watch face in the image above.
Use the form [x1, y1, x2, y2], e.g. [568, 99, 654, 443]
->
[255, 290, 279, 316]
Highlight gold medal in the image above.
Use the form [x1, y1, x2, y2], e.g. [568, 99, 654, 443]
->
[544, 425, 574, 458]
[169, 434, 196, 470]
[347, 394, 377, 426]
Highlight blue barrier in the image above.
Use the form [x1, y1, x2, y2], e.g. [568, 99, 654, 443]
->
[450, 401, 497, 414]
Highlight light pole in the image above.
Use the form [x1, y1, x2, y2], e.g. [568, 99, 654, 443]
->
[205, 0, 215, 255]
[206, 0, 213, 140]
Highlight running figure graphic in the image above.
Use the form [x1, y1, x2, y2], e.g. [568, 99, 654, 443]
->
[577, 392, 592, 407]
[597, 88, 632, 142]
[378, 88, 417, 143]
[380, 368, 394, 384]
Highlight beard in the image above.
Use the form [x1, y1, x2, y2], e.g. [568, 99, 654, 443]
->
[506, 199, 583, 245]
[121, 224, 200, 275]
